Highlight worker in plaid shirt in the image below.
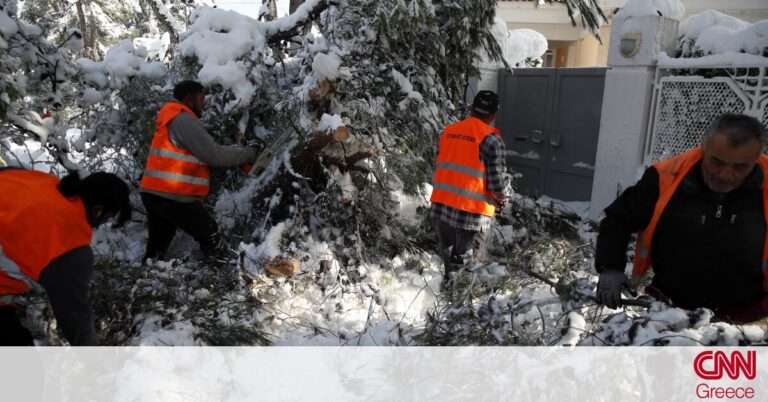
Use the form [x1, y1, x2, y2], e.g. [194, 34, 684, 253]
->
[430, 90, 509, 286]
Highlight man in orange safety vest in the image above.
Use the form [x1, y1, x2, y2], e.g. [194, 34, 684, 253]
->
[430, 90, 508, 286]
[140, 81, 260, 263]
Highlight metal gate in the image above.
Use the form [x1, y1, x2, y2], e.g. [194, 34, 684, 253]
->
[497, 68, 606, 201]
[645, 66, 768, 164]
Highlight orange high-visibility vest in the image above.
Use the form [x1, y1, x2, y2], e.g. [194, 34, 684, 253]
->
[430, 116, 501, 217]
[0, 170, 93, 300]
[139, 102, 210, 199]
[633, 147, 768, 291]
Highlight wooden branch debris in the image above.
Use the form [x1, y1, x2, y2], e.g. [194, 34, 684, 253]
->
[264, 256, 300, 277]
[309, 79, 335, 102]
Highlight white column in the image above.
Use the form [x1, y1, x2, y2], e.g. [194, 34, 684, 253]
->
[588, 15, 678, 221]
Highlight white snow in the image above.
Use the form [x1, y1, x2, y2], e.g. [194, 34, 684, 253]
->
[680, 10, 750, 40]
[77, 58, 108, 88]
[482, 17, 547, 69]
[76, 40, 167, 89]
[197, 60, 253, 104]
[391, 69, 423, 109]
[680, 11, 767, 56]
[556, 312, 586, 346]
[390, 187, 430, 227]
[658, 52, 768, 67]
[317, 113, 344, 133]
[0, 9, 18, 37]
[130, 315, 201, 346]
[62, 29, 84, 52]
[182, 7, 265, 64]
[312, 52, 341, 80]
[242, 220, 290, 274]
[265, 246, 442, 346]
[262, 0, 323, 37]
[615, 0, 685, 21]
[331, 168, 356, 202]
[81, 88, 103, 106]
[180, 7, 266, 105]
[134, 34, 171, 60]
[18, 20, 41, 37]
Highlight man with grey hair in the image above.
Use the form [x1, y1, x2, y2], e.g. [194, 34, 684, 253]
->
[595, 113, 768, 322]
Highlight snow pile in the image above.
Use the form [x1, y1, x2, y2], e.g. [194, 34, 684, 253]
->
[257, 243, 442, 346]
[317, 113, 344, 133]
[680, 11, 768, 56]
[180, 7, 268, 106]
[312, 52, 342, 80]
[130, 315, 201, 346]
[241, 220, 290, 272]
[0, 8, 19, 38]
[77, 40, 166, 88]
[614, 0, 685, 21]
[134, 33, 171, 60]
[391, 69, 424, 109]
[482, 16, 547, 68]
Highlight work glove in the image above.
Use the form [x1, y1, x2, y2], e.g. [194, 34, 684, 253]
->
[596, 270, 627, 309]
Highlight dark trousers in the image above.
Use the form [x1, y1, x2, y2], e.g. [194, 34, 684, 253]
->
[0, 306, 33, 346]
[432, 216, 488, 275]
[141, 192, 223, 261]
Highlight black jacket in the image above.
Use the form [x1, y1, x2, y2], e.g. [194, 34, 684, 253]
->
[596, 162, 766, 312]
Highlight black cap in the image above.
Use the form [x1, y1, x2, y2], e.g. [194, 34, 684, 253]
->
[81, 172, 132, 227]
[472, 90, 499, 117]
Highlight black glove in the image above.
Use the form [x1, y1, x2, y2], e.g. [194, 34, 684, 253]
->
[596, 270, 627, 308]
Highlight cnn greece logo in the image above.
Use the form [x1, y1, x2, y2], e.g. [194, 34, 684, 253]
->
[694, 351, 757, 399]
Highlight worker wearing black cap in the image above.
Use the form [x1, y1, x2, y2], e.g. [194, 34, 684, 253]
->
[430, 90, 509, 287]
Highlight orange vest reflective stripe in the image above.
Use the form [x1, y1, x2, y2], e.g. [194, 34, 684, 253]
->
[430, 117, 500, 216]
[139, 102, 210, 198]
[633, 147, 768, 291]
[0, 170, 93, 298]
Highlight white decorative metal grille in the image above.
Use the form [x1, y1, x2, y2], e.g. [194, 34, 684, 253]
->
[646, 67, 768, 163]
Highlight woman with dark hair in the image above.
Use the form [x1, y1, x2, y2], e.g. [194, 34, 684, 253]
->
[0, 168, 130, 345]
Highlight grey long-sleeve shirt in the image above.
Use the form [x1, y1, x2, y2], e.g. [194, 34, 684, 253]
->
[168, 113, 256, 168]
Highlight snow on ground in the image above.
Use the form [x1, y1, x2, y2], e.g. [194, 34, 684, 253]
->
[130, 315, 201, 346]
[73, 186, 768, 347]
[265, 248, 443, 346]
